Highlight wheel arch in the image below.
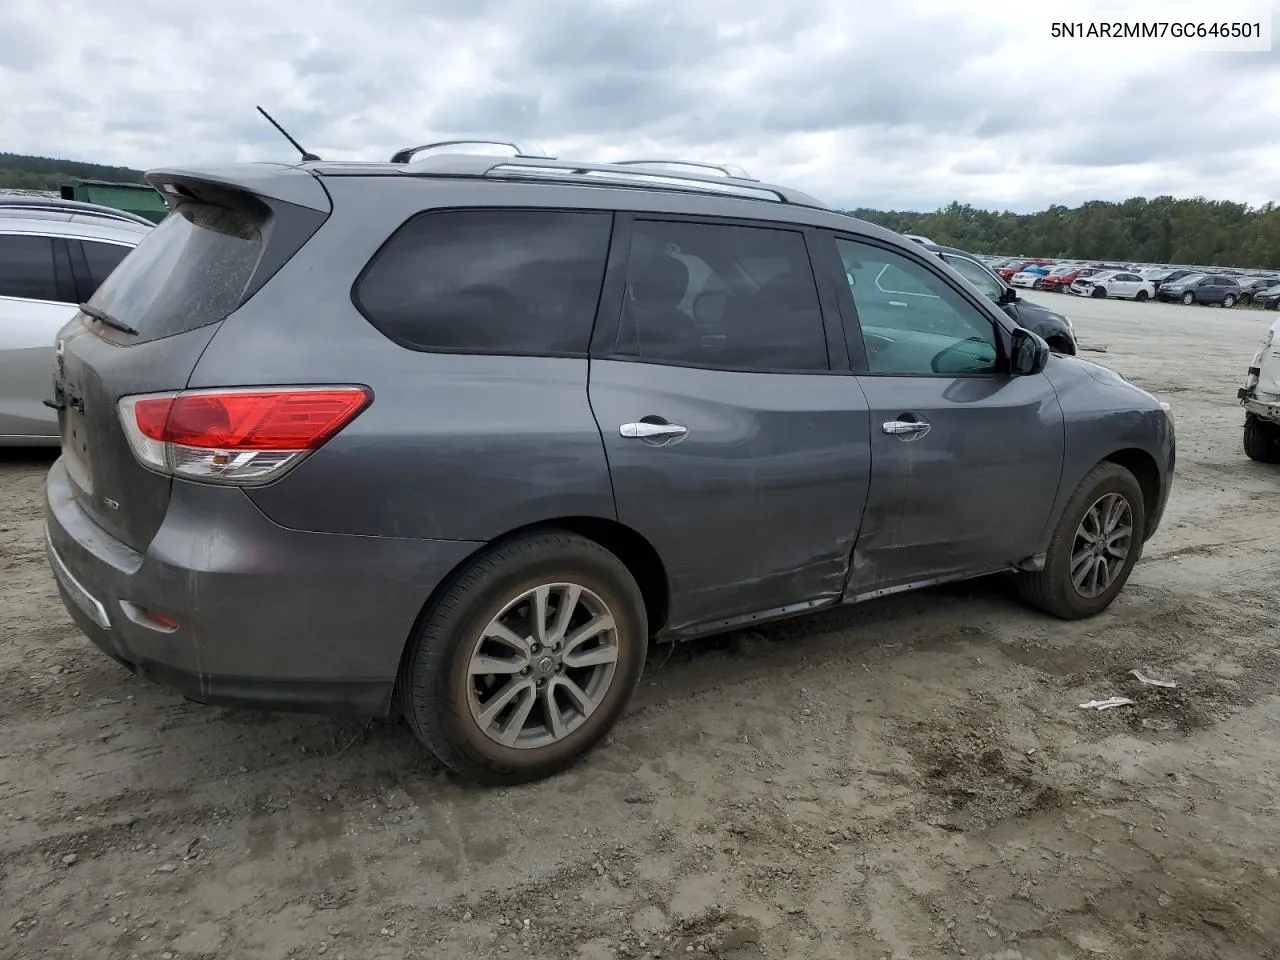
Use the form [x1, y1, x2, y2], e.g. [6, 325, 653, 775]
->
[399, 516, 671, 674]
[1100, 447, 1162, 539]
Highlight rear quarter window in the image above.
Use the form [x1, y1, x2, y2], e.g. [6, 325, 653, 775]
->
[353, 209, 613, 355]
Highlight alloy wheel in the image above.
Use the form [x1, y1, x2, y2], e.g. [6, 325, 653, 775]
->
[1070, 493, 1134, 599]
[466, 582, 619, 749]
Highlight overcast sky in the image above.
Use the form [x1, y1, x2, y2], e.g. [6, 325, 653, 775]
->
[3, 0, 1277, 212]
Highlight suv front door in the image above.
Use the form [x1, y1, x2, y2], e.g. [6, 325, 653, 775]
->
[822, 233, 1066, 598]
[588, 216, 870, 634]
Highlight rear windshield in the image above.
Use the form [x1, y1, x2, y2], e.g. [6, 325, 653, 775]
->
[87, 201, 264, 342]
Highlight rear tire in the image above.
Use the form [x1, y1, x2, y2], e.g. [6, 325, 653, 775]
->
[1016, 463, 1145, 620]
[397, 531, 648, 785]
[1243, 414, 1280, 463]
[1135, 289, 1150, 302]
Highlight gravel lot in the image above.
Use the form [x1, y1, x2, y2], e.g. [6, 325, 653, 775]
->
[3, 295, 1279, 960]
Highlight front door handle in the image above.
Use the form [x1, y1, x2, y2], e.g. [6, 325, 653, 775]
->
[882, 418, 931, 439]
[620, 420, 688, 440]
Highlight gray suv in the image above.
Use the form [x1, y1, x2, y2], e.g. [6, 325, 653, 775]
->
[43, 146, 1176, 784]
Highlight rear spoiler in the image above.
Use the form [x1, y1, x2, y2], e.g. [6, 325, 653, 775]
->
[145, 163, 332, 214]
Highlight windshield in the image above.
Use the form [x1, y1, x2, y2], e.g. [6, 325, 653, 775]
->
[1173, 273, 1205, 285]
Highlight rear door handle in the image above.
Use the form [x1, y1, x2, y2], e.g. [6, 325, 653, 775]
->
[882, 418, 931, 439]
[620, 421, 688, 440]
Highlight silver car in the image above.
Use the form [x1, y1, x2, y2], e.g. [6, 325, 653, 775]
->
[0, 198, 151, 445]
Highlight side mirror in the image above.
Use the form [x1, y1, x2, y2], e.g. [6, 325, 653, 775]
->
[1010, 327, 1050, 376]
[998, 286, 1019, 305]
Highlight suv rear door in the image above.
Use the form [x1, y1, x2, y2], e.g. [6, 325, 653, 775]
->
[588, 215, 870, 635]
[821, 231, 1066, 597]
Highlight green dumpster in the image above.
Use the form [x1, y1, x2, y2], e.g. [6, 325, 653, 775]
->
[60, 179, 168, 224]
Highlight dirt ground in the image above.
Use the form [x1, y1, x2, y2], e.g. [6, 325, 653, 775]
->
[4, 295, 1280, 960]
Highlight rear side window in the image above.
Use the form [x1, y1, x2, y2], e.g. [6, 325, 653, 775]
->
[88, 202, 264, 342]
[355, 209, 612, 355]
[80, 240, 132, 295]
[611, 220, 828, 372]
[0, 234, 60, 302]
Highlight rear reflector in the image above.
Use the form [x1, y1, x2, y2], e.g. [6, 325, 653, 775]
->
[119, 386, 371, 485]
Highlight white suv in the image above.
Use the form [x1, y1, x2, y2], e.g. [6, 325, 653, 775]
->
[0, 198, 151, 445]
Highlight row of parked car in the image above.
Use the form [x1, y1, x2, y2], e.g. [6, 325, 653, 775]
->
[984, 257, 1280, 308]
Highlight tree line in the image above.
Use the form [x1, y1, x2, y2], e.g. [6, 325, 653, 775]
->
[846, 197, 1280, 270]
[0, 153, 145, 192]
[2, 153, 1275, 269]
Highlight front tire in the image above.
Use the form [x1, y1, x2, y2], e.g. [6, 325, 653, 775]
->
[1222, 294, 1237, 309]
[1016, 463, 1145, 620]
[1244, 414, 1280, 463]
[1135, 289, 1150, 302]
[1181, 291, 1195, 305]
[397, 531, 648, 785]
[1091, 286, 1106, 299]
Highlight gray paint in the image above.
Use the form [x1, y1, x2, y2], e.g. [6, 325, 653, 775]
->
[43, 157, 1176, 714]
[589, 359, 871, 632]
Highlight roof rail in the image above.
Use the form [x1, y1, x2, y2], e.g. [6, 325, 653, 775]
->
[0, 195, 155, 227]
[390, 140, 553, 164]
[612, 160, 758, 181]
[402, 155, 829, 208]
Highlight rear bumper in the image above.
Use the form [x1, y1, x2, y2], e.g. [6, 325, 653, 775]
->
[44, 458, 482, 715]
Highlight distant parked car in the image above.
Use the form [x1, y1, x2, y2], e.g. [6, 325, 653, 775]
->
[996, 260, 1045, 282]
[1069, 270, 1156, 301]
[1254, 284, 1280, 310]
[1142, 269, 1197, 293]
[1237, 277, 1280, 306]
[1034, 266, 1071, 292]
[1041, 265, 1097, 293]
[1156, 274, 1241, 307]
[1010, 264, 1052, 288]
[0, 198, 151, 445]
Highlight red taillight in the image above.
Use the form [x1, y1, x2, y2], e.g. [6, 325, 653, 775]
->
[131, 389, 370, 450]
[119, 387, 371, 485]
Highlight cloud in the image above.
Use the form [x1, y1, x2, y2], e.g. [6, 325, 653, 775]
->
[2, 0, 1279, 211]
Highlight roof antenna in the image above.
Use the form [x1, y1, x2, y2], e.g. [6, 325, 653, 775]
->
[255, 106, 321, 162]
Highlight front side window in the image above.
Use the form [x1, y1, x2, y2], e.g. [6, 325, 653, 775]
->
[356, 209, 613, 355]
[837, 238, 1000, 376]
[612, 219, 828, 372]
[0, 234, 60, 302]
